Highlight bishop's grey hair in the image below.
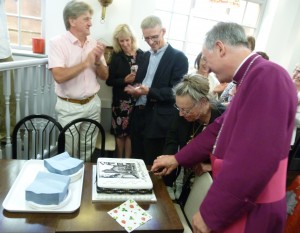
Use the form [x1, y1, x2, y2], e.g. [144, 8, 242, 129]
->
[204, 22, 248, 50]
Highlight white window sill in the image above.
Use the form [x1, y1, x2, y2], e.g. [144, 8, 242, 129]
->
[12, 49, 47, 58]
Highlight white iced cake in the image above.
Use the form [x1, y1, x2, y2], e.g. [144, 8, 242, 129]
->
[25, 172, 70, 205]
[96, 158, 153, 194]
[44, 152, 84, 176]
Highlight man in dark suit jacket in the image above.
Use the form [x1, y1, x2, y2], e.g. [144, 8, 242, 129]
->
[125, 15, 188, 165]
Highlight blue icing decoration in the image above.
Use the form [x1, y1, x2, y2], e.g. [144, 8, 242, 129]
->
[25, 172, 70, 205]
[44, 152, 84, 175]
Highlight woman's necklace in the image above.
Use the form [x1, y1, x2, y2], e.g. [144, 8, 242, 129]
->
[187, 122, 203, 144]
[191, 122, 202, 139]
[188, 106, 211, 143]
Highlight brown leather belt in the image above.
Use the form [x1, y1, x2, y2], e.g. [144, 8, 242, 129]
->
[58, 94, 96, 105]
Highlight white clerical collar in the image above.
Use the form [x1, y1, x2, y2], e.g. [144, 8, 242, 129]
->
[232, 52, 256, 77]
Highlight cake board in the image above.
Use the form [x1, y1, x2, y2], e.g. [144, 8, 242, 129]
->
[92, 165, 157, 203]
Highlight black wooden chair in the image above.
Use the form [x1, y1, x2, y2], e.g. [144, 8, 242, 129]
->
[57, 118, 106, 162]
[12, 114, 63, 159]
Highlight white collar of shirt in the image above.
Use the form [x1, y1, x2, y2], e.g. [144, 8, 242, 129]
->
[232, 52, 256, 78]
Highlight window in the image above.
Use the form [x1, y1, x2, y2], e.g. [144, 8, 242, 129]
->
[155, 0, 266, 68]
[5, 0, 44, 50]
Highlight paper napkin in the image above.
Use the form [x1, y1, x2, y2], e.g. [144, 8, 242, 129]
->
[44, 152, 83, 176]
[107, 199, 152, 232]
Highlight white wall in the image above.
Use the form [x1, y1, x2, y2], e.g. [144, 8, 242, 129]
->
[256, 0, 300, 74]
[45, 0, 70, 44]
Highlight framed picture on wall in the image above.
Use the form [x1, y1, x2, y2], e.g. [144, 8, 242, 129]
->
[104, 46, 113, 65]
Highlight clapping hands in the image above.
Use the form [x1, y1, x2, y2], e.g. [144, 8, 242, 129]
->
[85, 42, 106, 67]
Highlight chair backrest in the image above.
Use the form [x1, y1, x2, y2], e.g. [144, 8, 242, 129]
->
[288, 128, 300, 171]
[57, 118, 105, 162]
[12, 114, 63, 160]
[184, 172, 213, 225]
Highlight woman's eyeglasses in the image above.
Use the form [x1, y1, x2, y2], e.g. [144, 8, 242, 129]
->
[174, 102, 197, 115]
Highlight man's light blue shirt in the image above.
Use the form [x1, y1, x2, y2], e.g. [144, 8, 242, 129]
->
[136, 43, 169, 106]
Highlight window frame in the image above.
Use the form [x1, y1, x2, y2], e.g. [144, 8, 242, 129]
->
[155, 0, 267, 67]
[5, 0, 45, 51]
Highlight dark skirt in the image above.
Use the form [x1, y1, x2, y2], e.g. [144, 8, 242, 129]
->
[111, 98, 135, 137]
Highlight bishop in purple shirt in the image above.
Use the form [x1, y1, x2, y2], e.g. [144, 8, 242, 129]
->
[151, 22, 297, 233]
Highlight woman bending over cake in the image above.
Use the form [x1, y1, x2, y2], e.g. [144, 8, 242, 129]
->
[163, 73, 225, 202]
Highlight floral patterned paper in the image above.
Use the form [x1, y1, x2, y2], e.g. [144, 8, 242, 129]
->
[107, 199, 152, 232]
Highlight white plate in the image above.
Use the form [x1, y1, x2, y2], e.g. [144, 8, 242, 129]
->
[2, 160, 84, 213]
[44, 163, 83, 183]
[27, 189, 72, 210]
[69, 167, 83, 182]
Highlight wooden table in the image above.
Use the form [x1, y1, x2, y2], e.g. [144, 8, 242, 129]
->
[0, 159, 183, 233]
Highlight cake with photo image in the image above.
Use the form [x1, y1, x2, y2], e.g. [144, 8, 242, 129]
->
[96, 158, 153, 194]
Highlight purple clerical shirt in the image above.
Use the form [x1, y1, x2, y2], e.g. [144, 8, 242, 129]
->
[175, 54, 297, 233]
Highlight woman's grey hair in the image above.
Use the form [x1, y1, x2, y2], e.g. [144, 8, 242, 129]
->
[173, 74, 210, 102]
[141, 15, 162, 30]
[112, 24, 138, 53]
[204, 22, 248, 50]
[63, 1, 93, 30]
